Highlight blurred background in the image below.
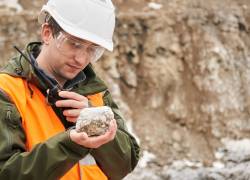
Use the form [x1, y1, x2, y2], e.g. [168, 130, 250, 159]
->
[1, 0, 250, 179]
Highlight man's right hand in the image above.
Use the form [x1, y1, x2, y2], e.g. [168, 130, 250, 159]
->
[69, 119, 117, 148]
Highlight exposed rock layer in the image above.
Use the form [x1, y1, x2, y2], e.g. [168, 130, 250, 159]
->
[1, 0, 250, 179]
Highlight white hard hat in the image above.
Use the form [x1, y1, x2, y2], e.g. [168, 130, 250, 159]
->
[38, 0, 115, 51]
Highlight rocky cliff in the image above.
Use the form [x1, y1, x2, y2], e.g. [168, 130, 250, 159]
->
[1, 0, 250, 179]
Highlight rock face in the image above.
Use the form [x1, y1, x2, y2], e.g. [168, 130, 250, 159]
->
[76, 106, 114, 136]
[2, 0, 250, 179]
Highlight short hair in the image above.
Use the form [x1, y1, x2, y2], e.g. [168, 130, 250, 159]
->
[44, 13, 62, 37]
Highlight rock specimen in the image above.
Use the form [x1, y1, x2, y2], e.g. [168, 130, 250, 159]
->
[76, 106, 114, 136]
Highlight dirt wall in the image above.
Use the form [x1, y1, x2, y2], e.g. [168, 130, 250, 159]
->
[1, 0, 250, 179]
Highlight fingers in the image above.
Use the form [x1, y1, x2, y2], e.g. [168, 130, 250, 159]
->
[54, 91, 88, 123]
[88, 119, 117, 146]
[66, 116, 78, 122]
[107, 119, 117, 140]
[70, 129, 103, 149]
[69, 119, 118, 149]
[63, 109, 81, 116]
[63, 109, 82, 122]
[58, 91, 87, 101]
[56, 99, 86, 109]
[70, 129, 88, 143]
[55, 91, 88, 109]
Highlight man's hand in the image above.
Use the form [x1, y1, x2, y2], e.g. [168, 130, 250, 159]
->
[69, 119, 117, 148]
[55, 91, 88, 122]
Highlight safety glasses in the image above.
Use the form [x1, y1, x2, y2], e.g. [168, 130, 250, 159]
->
[55, 32, 105, 62]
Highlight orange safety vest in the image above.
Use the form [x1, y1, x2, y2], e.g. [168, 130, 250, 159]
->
[0, 74, 107, 180]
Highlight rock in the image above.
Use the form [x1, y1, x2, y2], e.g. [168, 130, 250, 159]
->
[76, 106, 114, 136]
[172, 130, 182, 142]
[222, 138, 250, 163]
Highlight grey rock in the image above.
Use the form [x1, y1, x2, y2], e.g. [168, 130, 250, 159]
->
[76, 106, 114, 136]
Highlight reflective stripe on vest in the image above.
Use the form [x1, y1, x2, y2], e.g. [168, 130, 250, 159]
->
[0, 74, 107, 180]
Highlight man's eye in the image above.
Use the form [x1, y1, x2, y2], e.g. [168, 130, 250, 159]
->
[73, 43, 82, 49]
[87, 47, 95, 54]
[67, 40, 82, 49]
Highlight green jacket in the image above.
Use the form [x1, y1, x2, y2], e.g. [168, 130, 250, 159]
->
[0, 42, 140, 180]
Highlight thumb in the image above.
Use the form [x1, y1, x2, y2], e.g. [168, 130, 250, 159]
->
[69, 129, 88, 143]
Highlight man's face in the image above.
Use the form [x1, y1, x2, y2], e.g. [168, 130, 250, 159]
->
[49, 33, 91, 83]
[40, 25, 100, 84]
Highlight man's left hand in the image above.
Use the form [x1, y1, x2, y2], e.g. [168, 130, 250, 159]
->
[55, 91, 88, 122]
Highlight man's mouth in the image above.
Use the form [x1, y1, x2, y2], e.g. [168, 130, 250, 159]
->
[67, 64, 81, 70]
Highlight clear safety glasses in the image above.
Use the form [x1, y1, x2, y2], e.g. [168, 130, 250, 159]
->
[55, 32, 105, 62]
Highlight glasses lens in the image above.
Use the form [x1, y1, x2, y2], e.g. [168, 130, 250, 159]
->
[91, 46, 105, 62]
[55, 32, 104, 62]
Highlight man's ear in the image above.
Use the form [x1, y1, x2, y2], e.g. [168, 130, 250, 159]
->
[41, 23, 53, 45]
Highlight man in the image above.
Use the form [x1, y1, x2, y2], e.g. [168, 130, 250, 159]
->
[0, 0, 140, 179]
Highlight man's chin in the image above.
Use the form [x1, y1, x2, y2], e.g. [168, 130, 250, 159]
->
[65, 70, 82, 79]
[58, 68, 82, 82]
[63, 74, 78, 81]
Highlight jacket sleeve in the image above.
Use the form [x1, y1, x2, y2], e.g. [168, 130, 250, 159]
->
[0, 91, 90, 180]
[91, 90, 140, 180]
